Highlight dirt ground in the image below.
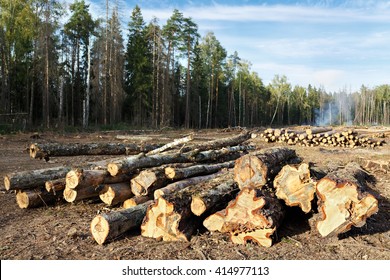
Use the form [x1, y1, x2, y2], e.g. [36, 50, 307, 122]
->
[0, 127, 389, 260]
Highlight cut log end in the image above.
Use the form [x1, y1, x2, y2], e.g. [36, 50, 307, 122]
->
[190, 197, 207, 216]
[274, 163, 316, 213]
[316, 178, 379, 237]
[107, 163, 119, 177]
[63, 188, 77, 203]
[4, 175, 11, 191]
[234, 155, 267, 189]
[164, 167, 175, 179]
[16, 191, 30, 209]
[90, 215, 110, 245]
[65, 169, 81, 189]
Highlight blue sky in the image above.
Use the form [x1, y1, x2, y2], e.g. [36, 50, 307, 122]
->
[83, 0, 390, 92]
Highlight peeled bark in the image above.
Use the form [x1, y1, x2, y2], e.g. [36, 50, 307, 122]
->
[16, 188, 62, 209]
[91, 201, 153, 245]
[203, 187, 285, 247]
[233, 147, 297, 190]
[274, 163, 316, 213]
[316, 162, 379, 237]
[99, 183, 133, 206]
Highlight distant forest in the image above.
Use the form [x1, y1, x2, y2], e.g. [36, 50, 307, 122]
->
[0, 0, 389, 131]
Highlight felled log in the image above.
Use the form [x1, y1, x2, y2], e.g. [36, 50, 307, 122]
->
[180, 130, 252, 153]
[129, 164, 191, 197]
[63, 185, 104, 203]
[305, 127, 332, 135]
[273, 163, 316, 213]
[65, 169, 132, 190]
[4, 166, 71, 191]
[123, 196, 152, 209]
[145, 134, 194, 156]
[203, 187, 285, 247]
[16, 188, 62, 209]
[316, 162, 379, 237]
[91, 201, 153, 245]
[29, 142, 163, 160]
[45, 178, 66, 193]
[107, 145, 253, 176]
[165, 161, 235, 180]
[153, 170, 228, 199]
[99, 183, 133, 206]
[233, 147, 297, 190]
[191, 178, 238, 216]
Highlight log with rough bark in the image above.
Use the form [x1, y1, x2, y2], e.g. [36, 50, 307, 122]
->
[29, 142, 163, 160]
[65, 169, 132, 190]
[153, 170, 228, 199]
[191, 178, 239, 216]
[165, 161, 235, 180]
[63, 184, 104, 203]
[180, 130, 252, 153]
[91, 201, 153, 245]
[122, 196, 152, 209]
[145, 134, 194, 156]
[4, 166, 72, 191]
[233, 147, 298, 190]
[45, 178, 66, 193]
[203, 187, 285, 247]
[141, 171, 236, 242]
[273, 163, 316, 213]
[129, 163, 191, 197]
[99, 183, 134, 206]
[107, 145, 254, 176]
[315, 162, 379, 237]
[16, 188, 62, 209]
[305, 127, 332, 135]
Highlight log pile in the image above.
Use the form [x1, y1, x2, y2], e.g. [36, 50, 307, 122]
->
[2, 130, 380, 248]
[260, 127, 385, 148]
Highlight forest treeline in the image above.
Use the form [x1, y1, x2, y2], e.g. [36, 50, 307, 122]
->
[0, 0, 389, 131]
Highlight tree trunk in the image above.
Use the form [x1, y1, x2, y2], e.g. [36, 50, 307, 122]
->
[273, 163, 316, 213]
[165, 161, 235, 180]
[203, 187, 285, 247]
[233, 147, 297, 190]
[145, 134, 193, 156]
[45, 178, 66, 194]
[16, 188, 62, 209]
[4, 166, 72, 191]
[191, 178, 238, 216]
[107, 145, 253, 176]
[65, 169, 132, 190]
[316, 162, 379, 237]
[99, 182, 133, 206]
[123, 196, 152, 209]
[29, 142, 163, 160]
[91, 201, 153, 245]
[154, 170, 228, 199]
[63, 184, 104, 203]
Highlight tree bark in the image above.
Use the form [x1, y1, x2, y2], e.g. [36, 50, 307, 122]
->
[16, 188, 62, 209]
[145, 134, 194, 156]
[91, 201, 153, 245]
[107, 145, 253, 176]
[165, 161, 235, 180]
[316, 162, 379, 237]
[191, 178, 238, 216]
[29, 142, 163, 160]
[273, 163, 316, 213]
[45, 178, 66, 194]
[99, 183, 133, 206]
[154, 170, 228, 199]
[233, 147, 297, 190]
[4, 166, 72, 191]
[63, 184, 104, 203]
[203, 187, 285, 247]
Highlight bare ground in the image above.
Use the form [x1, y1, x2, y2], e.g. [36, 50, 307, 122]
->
[0, 128, 389, 260]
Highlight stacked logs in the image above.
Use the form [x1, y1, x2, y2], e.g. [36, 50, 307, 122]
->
[3, 131, 379, 248]
[261, 127, 385, 148]
[3, 131, 253, 209]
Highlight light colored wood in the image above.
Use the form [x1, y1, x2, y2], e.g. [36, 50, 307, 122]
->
[122, 196, 152, 209]
[16, 188, 61, 209]
[99, 183, 133, 206]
